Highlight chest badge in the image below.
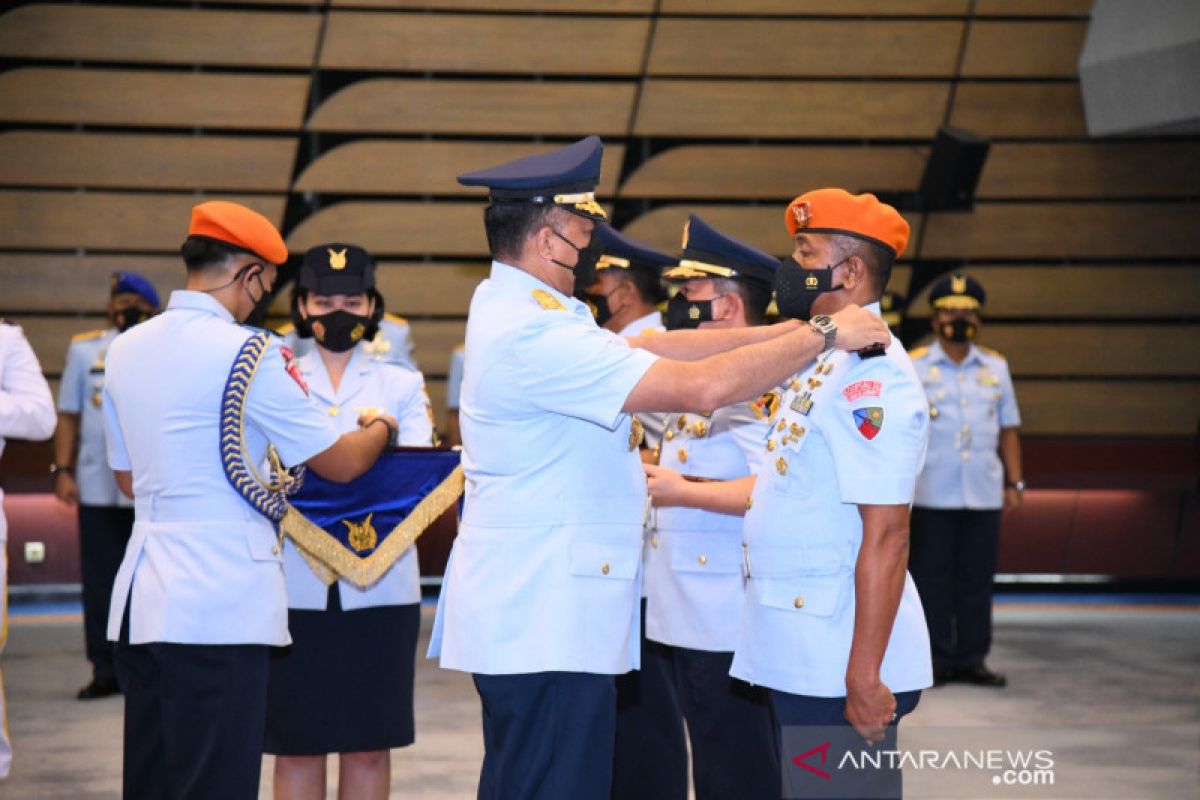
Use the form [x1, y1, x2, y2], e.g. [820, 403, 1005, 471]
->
[628, 417, 645, 452]
[853, 407, 884, 440]
[775, 456, 788, 476]
[280, 345, 309, 397]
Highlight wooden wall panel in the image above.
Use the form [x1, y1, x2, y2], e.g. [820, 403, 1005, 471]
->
[905, 266, 1200, 318]
[321, 12, 648, 74]
[294, 141, 625, 196]
[308, 80, 636, 135]
[619, 145, 927, 199]
[329, 0, 652, 11]
[15, 315, 108, 376]
[950, 82, 1087, 138]
[0, 132, 297, 192]
[407, 319, 468, 376]
[0, 191, 285, 252]
[634, 80, 950, 139]
[375, 262, 490, 316]
[286, 202, 489, 257]
[979, 142, 1200, 199]
[1014, 381, 1200, 436]
[973, 0, 1092, 16]
[922, 203, 1200, 260]
[0, 255, 184, 312]
[961, 21, 1086, 77]
[660, 0, 969, 14]
[967, 325, 1200, 378]
[0, 4, 320, 67]
[0, 68, 310, 130]
[647, 19, 963, 77]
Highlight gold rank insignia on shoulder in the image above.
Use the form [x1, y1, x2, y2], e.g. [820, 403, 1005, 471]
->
[328, 247, 348, 270]
[531, 289, 565, 310]
[72, 329, 106, 343]
[628, 417, 644, 452]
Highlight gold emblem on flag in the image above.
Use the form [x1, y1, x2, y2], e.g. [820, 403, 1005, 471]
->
[344, 513, 378, 553]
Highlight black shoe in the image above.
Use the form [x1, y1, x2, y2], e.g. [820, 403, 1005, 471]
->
[77, 676, 121, 700]
[953, 664, 1007, 687]
[932, 667, 952, 687]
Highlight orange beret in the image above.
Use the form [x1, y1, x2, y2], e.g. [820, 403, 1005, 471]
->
[784, 188, 909, 257]
[187, 200, 288, 265]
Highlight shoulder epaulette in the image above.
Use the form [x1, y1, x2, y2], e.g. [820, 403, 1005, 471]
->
[977, 345, 1006, 360]
[383, 312, 409, 326]
[531, 289, 565, 310]
[71, 329, 106, 343]
[907, 346, 929, 359]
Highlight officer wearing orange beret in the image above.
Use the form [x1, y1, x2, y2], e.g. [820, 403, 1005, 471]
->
[730, 188, 932, 799]
[101, 200, 400, 799]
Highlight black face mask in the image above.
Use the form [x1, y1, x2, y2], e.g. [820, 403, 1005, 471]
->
[581, 291, 613, 327]
[308, 310, 371, 353]
[242, 273, 275, 328]
[113, 308, 150, 333]
[940, 317, 978, 343]
[665, 293, 716, 330]
[552, 229, 604, 291]
[773, 255, 847, 321]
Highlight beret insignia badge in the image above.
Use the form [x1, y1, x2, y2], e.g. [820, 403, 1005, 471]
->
[792, 201, 813, 229]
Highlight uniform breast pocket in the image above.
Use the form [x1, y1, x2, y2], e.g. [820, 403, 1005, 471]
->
[245, 528, 283, 563]
[569, 540, 639, 581]
[759, 573, 847, 618]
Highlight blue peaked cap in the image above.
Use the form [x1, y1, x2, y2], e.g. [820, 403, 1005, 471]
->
[457, 136, 607, 220]
[111, 271, 160, 308]
[663, 214, 778, 290]
[594, 223, 675, 276]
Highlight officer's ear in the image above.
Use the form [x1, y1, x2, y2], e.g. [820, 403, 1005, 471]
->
[718, 288, 744, 323]
[841, 256, 868, 290]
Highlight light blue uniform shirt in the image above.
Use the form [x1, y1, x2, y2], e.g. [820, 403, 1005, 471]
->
[58, 328, 131, 507]
[103, 291, 341, 646]
[281, 346, 434, 610]
[445, 344, 464, 411]
[617, 311, 667, 451]
[0, 322, 57, 539]
[644, 402, 768, 653]
[731, 304, 933, 697]
[429, 261, 659, 675]
[910, 340, 1021, 510]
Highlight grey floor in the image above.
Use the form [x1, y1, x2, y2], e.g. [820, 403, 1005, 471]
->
[2, 600, 1198, 799]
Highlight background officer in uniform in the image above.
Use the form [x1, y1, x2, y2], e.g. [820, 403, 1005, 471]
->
[639, 215, 780, 799]
[908, 273, 1023, 687]
[730, 188, 932, 799]
[427, 138, 891, 800]
[0, 319, 57, 779]
[445, 343, 465, 447]
[53, 270, 160, 700]
[102, 200, 398, 800]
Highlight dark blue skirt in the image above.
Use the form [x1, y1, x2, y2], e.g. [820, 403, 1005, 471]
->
[264, 586, 419, 755]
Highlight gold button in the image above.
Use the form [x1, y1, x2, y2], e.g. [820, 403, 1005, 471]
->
[961, 451, 971, 461]
[745, 496, 753, 510]
[698, 555, 707, 565]
[677, 416, 687, 430]
[271, 546, 280, 555]
[664, 430, 674, 441]
[776, 456, 788, 476]
[930, 406, 939, 419]
[601, 563, 610, 575]
[677, 448, 688, 463]
[766, 439, 776, 451]
[327, 406, 339, 416]
[794, 596, 805, 609]
[777, 420, 786, 431]
[651, 536, 658, 549]
[692, 421, 708, 437]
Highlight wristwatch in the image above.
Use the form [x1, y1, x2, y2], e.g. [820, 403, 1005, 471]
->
[808, 315, 837, 351]
[1006, 479, 1026, 492]
[49, 463, 74, 476]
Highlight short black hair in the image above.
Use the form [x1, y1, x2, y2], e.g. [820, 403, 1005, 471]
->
[830, 234, 894, 296]
[483, 203, 564, 262]
[180, 235, 252, 274]
[613, 267, 666, 306]
[713, 277, 771, 326]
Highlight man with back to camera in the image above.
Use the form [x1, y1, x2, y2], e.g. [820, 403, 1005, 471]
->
[102, 200, 399, 799]
[53, 270, 160, 700]
[427, 138, 891, 799]
[908, 273, 1023, 688]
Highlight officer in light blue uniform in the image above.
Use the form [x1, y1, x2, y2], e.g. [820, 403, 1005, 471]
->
[641, 215, 780, 800]
[102, 200, 397, 800]
[908, 273, 1023, 688]
[54, 271, 159, 700]
[731, 188, 931, 799]
[0, 319, 57, 779]
[591, 225, 687, 800]
[427, 138, 885, 800]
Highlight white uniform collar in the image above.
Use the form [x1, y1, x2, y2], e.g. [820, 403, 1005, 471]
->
[490, 260, 587, 317]
[166, 290, 236, 323]
[618, 310, 663, 338]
